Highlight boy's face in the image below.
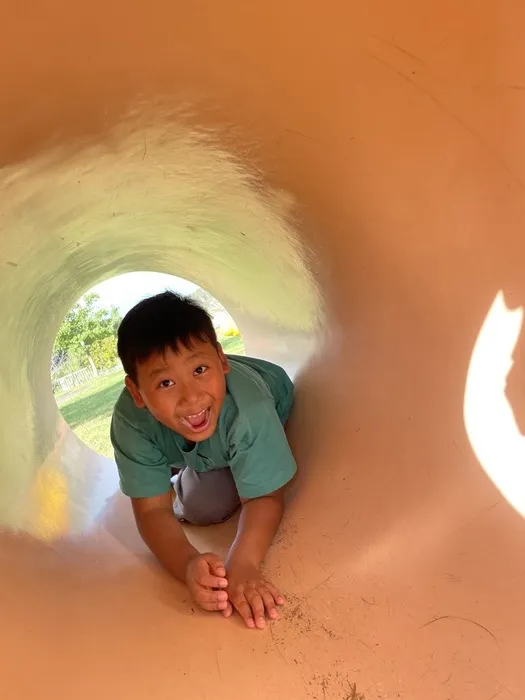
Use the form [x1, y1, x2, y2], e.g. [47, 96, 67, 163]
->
[125, 339, 230, 442]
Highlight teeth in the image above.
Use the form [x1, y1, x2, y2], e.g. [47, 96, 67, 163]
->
[185, 409, 207, 419]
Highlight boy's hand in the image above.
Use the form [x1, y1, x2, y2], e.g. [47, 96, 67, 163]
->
[185, 552, 229, 612]
[222, 562, 285, 629]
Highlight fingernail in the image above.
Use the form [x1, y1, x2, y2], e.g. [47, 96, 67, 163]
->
[247, 618, 255, 629]
[218, 578, 228, 587]
[256, 618, 266, 629]
[277, 597, 285, 604]
[218, 601, 227, 610]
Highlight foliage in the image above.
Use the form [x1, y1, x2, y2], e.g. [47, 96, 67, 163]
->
[222, 326, 240, 337]
[52, 346, 88, 379]
[53, 293, 121, 371]
[220, 334, 245, 355]
[89, 336, 120, 371]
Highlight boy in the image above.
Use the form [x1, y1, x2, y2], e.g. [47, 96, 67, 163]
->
[110, 291, 297, 630]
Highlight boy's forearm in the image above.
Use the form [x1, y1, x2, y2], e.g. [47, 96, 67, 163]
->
[226, 492, 285, 569]
[135, 508, 198, 581]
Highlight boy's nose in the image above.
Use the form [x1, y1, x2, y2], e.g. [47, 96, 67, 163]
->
[179, 383, 203, 408]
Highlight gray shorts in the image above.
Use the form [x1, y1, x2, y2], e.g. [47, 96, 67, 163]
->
[171, 467, 241, 526]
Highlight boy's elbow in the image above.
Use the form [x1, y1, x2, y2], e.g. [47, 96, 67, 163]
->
[240, 485, 286, 507]
[131, 492, 173, 523]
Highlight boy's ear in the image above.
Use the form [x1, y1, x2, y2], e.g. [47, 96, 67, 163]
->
[217, 344, 230, 374]
[125, 375, 146, 408]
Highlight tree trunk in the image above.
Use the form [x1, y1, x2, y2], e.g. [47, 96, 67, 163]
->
[85, 352, 98, 377]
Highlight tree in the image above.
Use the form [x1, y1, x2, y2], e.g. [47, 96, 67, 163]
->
[53, 293, 122, 374]
[89, 336, 120, 371]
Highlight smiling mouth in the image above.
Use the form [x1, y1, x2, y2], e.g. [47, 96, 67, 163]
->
[179, 407, 211, 433]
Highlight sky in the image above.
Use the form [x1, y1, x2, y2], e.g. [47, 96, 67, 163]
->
[90, 272, 198, 316]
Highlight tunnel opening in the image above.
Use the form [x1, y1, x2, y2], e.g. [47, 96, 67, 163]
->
[0, 113, 319, 535]
[51, 271, 246, 460]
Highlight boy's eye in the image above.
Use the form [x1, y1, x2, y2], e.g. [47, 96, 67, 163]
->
[194, 365, 208, 376]
[158, 379, 174, 389]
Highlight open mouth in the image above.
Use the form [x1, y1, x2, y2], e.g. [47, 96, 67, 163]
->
[179, 407, 211, 433]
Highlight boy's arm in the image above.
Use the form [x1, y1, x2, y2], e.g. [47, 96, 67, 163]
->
[223, 486, 288, 629]
[132, 492, 197, 579]
[225, 399, 298, 628]
[227, 488, 285, 570]
[132, 493, 229, 610]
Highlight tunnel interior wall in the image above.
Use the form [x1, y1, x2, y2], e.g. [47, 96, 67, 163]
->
[1, 1, 525, 697]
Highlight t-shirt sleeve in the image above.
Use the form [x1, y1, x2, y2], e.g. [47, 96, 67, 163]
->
[110, 412, 172, 499]
[228, 399, 297, 499]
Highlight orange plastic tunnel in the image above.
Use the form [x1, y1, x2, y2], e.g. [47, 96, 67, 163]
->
[1, 3, 525, 699]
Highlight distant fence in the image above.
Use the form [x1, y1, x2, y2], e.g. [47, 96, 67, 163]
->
[52, 363, 122, 395]
[54, 367, 95, 393]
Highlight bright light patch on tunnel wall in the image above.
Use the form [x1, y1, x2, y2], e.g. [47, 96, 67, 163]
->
[464, 291, 525, 517]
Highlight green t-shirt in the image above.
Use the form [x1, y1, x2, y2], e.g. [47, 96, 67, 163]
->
[110, 355, 297, 500]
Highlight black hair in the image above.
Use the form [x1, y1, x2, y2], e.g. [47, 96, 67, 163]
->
[117, 291, 218, 383]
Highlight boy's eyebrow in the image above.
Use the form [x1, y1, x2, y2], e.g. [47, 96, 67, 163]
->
[148, 366, 169, 379]
[183, 351, 211, 362]
[148, 351, 212, 378]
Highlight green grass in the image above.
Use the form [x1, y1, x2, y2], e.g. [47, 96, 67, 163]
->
[59, 335, 245, 458]
[59, 371, 125, 458]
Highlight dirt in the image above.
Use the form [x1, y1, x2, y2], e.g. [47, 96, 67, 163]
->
[273, 521, 299, 552]
[266, 591, 366, 699]
[281, 591, 314, 633]
[307, 672, 366, 700]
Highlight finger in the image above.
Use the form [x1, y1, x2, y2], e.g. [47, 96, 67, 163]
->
[203, 554, 227, 579]
[198, 599, 230, 612]
[245, 590, 266, 629]
[196, 572, 228, 589]
[195, 559, 227, 588]
[259, 587, 280, 620]
[194, 586, 229, 605]
[221, 601, 233, 618]
[266, 581, 285, 605]
[231, 594, 256, 629]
